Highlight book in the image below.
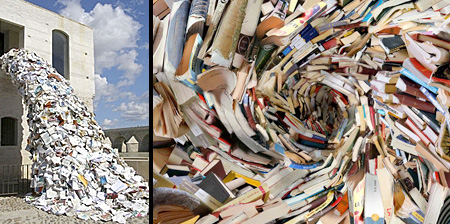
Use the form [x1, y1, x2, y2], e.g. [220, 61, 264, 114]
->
[259, 2, 327, 46]
[161, 164, 192, 177]
[255, 0, 289, 39]
[200, 159, 227, 179]
[379, 35, 406, 54]
[152, 1, 450, 223]
[232, 0, 264, 68]
[185, 0, 208, 38]
[370, 80, 397, 93]
[364, 173, 385, 224]
[395, 75, 429, 100]
[165, 0, 191, 75]
[424, 182, 450, 224]
[205, 0, 248, 67]
[197, 173, 236, 203]
[393, 93, 436, 113]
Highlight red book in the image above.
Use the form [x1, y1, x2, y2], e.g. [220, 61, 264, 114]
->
[323, 38, 338, 50]
[298, 133, 326, 144]
[358, 66, 378, 75]
[331, 89, 349, 105]
[410, 58, 450, 86]
[393, 93, 435, 113]
[396, 76, 429, 100]
[243, 103, 257, 131]
[405, 118, 431, 146]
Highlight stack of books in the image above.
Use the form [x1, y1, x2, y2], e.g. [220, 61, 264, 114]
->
[153, 0, 450, 223]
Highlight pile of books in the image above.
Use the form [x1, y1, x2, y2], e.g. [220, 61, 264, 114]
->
[153, 0, 450, 223]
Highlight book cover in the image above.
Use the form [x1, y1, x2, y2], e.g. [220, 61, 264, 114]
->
[165, 0, 191, 74]
[197, 173, 236, 203]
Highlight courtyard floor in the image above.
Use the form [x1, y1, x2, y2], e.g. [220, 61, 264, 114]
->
[0, 196, 149, 224]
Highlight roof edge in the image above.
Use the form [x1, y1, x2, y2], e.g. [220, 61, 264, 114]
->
[21, 0, 93, 30]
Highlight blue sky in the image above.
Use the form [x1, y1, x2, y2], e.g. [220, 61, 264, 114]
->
[25, 0, 150, 129]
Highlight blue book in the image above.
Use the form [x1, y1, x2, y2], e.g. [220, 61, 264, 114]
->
[419, 86, 445, 114]
[289, 160, 322, 169]
[362, 0, 383, 22]
[400, 68, 438, 94]
[298, 139, 327, 149]
[282, 24, 319, 57]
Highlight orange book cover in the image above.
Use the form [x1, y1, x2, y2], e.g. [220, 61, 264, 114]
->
[336, 191, 349, 215]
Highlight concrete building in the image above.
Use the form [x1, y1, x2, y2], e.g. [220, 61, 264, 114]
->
[0, 0, 95, 167]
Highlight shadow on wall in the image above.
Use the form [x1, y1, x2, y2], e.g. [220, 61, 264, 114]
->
[0, 70, 23, 180]
[113, 136, 127, 152]
[139, 134, 149, 152]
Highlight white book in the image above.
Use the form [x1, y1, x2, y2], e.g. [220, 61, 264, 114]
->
[402, 105, 426, 129]
[364, 174, 385, 224]
[263, 168, 293, 188]
[424, 183, 449, 224]
[269, 169, 308, 199]
[395, 120, 421, 142]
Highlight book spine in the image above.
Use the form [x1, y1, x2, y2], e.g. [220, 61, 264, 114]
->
[362, 0, 383, 22]
[419, 86, 445, 114]
[405, 118, 431, 146]
[410, 107, 441, 133]
[243, 96, 257, 130]
[186, 0, 209, 36]
[298, 134, 326, 144]
[232, 0, 263, 68]
[298, 139, 327, 149]
[317, 20, 349, 33]
[209, 0, 248, 67]
[402, 85, 428, 100]
[165, 0, 191, 74]
[393, 93, 435, 113]
[195, 188, 223, 210]
[400, 68, 438, 94]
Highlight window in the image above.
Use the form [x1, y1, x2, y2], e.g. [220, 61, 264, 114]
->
[1, 117, 17, 146]
[0, 32, 4, 56]
[52, 30, 69, 78]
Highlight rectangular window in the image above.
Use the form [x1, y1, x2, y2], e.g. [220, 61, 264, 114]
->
[0, 32, 4, 56]
[1, 117, 17, 146]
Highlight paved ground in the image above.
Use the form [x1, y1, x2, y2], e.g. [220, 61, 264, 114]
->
[0, 196, 149, 224]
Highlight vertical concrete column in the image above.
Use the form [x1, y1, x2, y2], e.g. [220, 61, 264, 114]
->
[126, 136, 139, 153]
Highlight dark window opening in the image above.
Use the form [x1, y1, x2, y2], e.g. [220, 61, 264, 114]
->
[1, 117, 17, 146]
[0, 32, 4, 56]
[52, 30, 69, 78]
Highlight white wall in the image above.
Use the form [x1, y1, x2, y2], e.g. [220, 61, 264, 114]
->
[0, 0, 95, 165]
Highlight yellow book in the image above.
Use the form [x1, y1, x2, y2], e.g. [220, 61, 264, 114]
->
[153, 171, 177, 188]
[78, 174, 88, 187]
[222, 171, 261, 187]
[180, 215, 200, 224]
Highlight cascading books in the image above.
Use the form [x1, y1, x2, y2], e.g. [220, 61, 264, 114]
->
[153, 0, 450, 223]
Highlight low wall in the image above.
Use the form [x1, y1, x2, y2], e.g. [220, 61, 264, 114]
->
[119, 152, 150, 181]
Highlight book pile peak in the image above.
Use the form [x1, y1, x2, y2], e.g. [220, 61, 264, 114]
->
[0, 49, 149, 223]
[153, 0, 450, 223]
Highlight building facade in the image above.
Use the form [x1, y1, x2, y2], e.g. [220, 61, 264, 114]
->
[0, 0, 95, 166]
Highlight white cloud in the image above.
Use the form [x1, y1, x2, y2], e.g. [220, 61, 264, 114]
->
[113, 91, 149, 121]
[57, 0, 143, 86]
[94, 74, 118, 103]
[94, 73, 141, 104]
[102, 118, 119, 128]
[141, 43, 149, 50]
